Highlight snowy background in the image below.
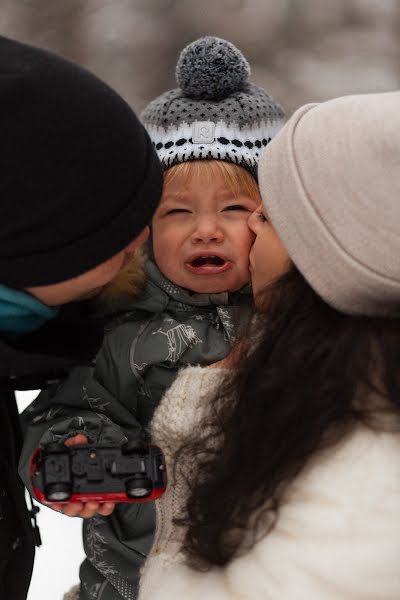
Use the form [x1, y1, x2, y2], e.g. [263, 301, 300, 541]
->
[16, 391, 85, 600]
[1, 0, 400, 116]
[7, 0, 400, 598]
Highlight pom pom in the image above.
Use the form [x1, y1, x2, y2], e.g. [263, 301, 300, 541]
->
[175, 36, 250, 101]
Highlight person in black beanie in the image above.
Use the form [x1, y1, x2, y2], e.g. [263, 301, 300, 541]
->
[0, 35, 162, 600]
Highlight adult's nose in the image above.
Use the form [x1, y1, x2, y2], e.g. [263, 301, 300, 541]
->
[247, 207, 259, 233]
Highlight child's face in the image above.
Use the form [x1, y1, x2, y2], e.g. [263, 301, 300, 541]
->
[152, 164, 260, 294]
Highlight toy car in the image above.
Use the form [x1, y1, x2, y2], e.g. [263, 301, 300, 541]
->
[31, 441, 167, 504]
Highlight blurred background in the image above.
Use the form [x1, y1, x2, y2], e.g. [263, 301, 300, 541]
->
[6, 1, 400, 598]
[1, 0, 400, 117]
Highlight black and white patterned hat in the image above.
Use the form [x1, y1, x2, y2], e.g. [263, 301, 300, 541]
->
[141, 37, 285, 178]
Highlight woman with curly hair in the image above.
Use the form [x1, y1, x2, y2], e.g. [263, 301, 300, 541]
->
[139, 90, 400, 600]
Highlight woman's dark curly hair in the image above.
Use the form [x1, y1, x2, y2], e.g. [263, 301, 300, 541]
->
[176, 267, 400, 568]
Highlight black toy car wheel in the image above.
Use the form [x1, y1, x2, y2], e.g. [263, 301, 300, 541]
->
[45, 442, 68, 455]
[122, 440, 148, 456]
[45, 482, 72, 502]
[125, 476, 152, 499]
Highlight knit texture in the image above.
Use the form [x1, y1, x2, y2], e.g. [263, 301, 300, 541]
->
[176, 37, 250, 101]
[0, 35, 162, 287]
[141, 37, 284, 177]
[139, 367, 400, 600]
[258, 90, 400, 316]
[139, 366, 231, 600]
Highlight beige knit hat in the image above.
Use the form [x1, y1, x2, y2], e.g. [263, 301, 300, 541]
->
[258, 90, 400, 316]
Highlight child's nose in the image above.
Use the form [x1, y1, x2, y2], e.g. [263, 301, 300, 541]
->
[191, 217, 224, 244]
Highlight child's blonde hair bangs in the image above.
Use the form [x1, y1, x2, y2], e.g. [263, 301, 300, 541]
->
[164, 160, 260, 204]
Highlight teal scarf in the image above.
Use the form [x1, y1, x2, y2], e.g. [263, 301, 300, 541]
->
[0, 284, 59, 333]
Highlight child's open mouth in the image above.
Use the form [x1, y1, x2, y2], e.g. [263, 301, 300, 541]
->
[185, 254, 232, 275]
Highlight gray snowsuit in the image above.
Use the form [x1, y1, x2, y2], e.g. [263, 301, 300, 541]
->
[19, 260, 252, 600]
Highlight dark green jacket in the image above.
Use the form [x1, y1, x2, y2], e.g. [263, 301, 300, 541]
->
[19, 261, 252, 600]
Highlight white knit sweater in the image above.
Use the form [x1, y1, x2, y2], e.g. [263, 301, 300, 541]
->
[139, 366, 400, 600]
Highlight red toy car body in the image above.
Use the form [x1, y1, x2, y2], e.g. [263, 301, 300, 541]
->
[31, 442, 167, 504]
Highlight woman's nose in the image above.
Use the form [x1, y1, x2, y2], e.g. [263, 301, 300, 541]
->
[191, 217, 224, 244]
[247, 209, 258, 233]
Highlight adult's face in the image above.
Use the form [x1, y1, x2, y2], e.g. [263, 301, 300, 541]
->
[25, 227, 149, 306]
[247, 204, 291, 305]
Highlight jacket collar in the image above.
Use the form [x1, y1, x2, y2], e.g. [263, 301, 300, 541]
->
[99, 259, 252, 317]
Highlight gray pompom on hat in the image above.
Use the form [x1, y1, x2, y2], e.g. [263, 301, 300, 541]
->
[141, 36, 285, 177]
[175, 37, 250, 101]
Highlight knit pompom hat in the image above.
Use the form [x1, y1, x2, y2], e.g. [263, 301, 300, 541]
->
[258, 90, 400, 317]
[0, 36, 162, 288]
[141, 37, 285, 178]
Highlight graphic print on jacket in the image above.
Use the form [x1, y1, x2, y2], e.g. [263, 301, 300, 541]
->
[152, 322, 202, 363]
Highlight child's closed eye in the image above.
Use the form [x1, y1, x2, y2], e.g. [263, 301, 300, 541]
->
[165, 208, 192, 215]
[223, 204, 252, 212]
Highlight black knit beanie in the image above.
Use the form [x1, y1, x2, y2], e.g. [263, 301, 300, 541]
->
[0, 36, 162, 288]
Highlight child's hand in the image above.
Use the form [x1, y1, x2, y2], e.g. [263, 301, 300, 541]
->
[50, 433, 116, 518]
